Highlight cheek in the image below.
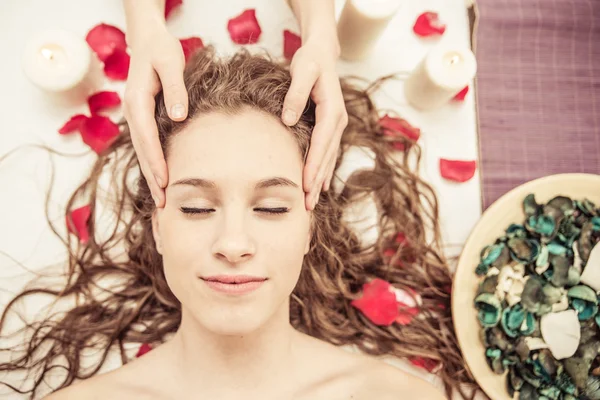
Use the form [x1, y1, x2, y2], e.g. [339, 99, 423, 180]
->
[157, 210, 212, 306]
[263, 214, 310, 285]
[158, 210, 208, 272]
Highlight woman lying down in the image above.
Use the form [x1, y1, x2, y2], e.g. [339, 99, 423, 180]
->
[0, 47, 476, 399]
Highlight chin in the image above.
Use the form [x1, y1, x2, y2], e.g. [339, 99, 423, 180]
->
[197, 308, 269, 336]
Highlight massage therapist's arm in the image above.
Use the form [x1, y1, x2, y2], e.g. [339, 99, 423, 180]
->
[285, 0, 348, 210]
[123, 0, 183, 208]
[122, 0, 347, 210]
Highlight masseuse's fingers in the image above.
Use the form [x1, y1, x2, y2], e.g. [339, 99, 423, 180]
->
[324, 120, 346, 191]
[304, 72, 348, 209]
[322, 146, 338, 192]
[124, 62, 167, 207]
[154, 50, 189, 122]
[304, 102, 346, 209]
[282, 51, 321, 126]
[305, 140, 338, 210]
[307, 124, 343, 209]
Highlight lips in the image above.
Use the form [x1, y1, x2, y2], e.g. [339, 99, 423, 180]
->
[200, 275, 267, 295]
[202, 275, 267, 284]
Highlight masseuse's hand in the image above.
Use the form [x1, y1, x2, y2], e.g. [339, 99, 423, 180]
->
[123, 4, 187, 208]
[282, 32, 347, 211]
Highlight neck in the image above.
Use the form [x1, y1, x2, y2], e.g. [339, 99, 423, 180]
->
[169, 301, 298, 393]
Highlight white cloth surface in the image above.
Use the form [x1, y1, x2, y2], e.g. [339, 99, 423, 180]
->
[0, 0, 481, 397]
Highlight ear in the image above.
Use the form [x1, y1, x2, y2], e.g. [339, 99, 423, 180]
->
[152, 209, 163, 255]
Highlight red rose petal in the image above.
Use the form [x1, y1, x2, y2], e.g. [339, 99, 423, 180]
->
[413, 12, 446, 37]
[453, 86, 469, 101]
[80, 115, 120, 154]
[103, 48, 130, 80]
[383, 249, 405, 268]
[66, 204, 91, 244]
[283, 30, 301, 60]
[383, 248, 396, 258]
[135, 343, 152, 357]
[380, 116, 421, 141]
[395, 306, 419, 325]
[165, 0, 182, 19]
[439, 159, 477, 183]
[379, 115, 420, 151]
[394, 232, 408, 245]
[58, 114, 88, 135]
[351, 279, 399, 326]
[86, 23, 127, 62]
[180, 37, 204, 63]
[227, 9, 262, 45]
[88, 91, 121, 114]
[383, 233, 410, 267]
[409, 356, 440, 373]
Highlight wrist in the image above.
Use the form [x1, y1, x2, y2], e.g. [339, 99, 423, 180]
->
[303, 27, 340, 59]
[127, 17, 167, 50]
[124, 0, 166, 49]
[290, 0, 338, 52]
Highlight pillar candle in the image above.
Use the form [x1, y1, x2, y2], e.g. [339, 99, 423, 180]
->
[337, 0, 403, 61]
[22, 29, 103, 103]
[404, 46, 477, 110]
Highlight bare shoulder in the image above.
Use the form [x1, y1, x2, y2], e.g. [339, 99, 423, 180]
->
[43, 376, 107, 400]
[355, 359, 446, 400]
[296, 336, 445, 400]
[42, 357, 164, 400]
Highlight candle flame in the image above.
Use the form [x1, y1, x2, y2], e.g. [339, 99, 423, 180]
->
[443, 52, 463, 66]
[41, 47, 54, 61]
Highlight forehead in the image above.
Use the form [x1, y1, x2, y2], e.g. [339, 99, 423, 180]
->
[166, 109, 304, 182]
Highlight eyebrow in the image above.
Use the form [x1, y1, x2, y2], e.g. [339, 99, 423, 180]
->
[170, 177, 299, 190]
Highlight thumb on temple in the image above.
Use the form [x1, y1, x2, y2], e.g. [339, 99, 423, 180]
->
[282, 57, 320, 126]
[156, 56, 189, 122]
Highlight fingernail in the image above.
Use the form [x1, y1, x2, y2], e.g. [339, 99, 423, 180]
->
[155, 175, 164, 188]
[283, 109, 297, 125]
[171, 103, 185, 119]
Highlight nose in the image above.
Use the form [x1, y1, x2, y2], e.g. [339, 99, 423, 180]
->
[211, 212, 256, 264]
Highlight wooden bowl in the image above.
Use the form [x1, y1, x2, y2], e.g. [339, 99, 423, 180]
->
[452, 173, 600, 399]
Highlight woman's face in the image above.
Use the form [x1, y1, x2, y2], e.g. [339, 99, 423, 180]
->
[152, 108, 311, 335]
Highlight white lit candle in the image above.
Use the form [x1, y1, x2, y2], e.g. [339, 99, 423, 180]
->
[22, 29, 103, 103]
[404, 46, 477, 110]
[337, 0, 403, 61]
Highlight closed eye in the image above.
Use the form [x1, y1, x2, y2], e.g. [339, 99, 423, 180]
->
[180, 207, 214, 214]
[254, 207, 289, 214]
[180, 207, 290, 215]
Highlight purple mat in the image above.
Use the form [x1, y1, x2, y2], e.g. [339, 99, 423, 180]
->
[474, 0, 600, 209]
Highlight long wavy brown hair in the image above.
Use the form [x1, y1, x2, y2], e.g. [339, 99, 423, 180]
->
[0, 47, 478, 399]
